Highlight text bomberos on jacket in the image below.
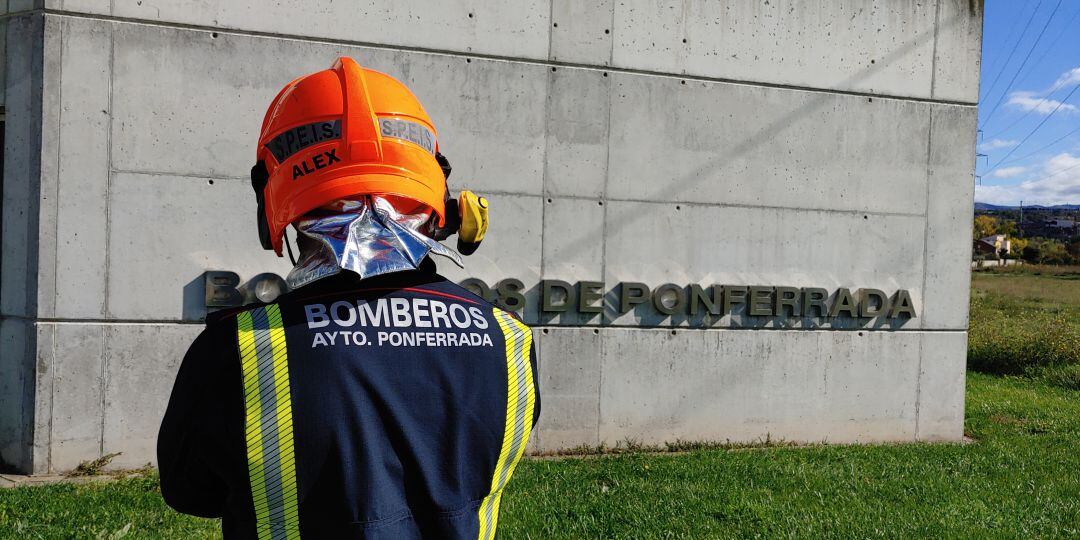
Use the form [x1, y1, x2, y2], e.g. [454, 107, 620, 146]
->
[304, 297, 494, 349]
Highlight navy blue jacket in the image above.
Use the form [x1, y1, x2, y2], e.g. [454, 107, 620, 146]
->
[158, 267, 539, 539]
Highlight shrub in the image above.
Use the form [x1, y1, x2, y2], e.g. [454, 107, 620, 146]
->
[1036, 364, 1080, 391]
[967, 292, 1080, 376]
[1022, 245, 1041, 263]
[981, 263, 1080, 277]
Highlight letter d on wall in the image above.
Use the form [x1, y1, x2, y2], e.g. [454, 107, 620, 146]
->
[541, 280, 575, 312]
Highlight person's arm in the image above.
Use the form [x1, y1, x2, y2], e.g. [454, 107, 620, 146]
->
[157, 326, 228, 518]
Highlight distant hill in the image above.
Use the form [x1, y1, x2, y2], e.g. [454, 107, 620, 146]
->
[975, 202, 1080, 211]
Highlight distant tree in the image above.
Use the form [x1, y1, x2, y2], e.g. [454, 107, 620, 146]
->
[974, 215, 999, 239]
[998, 219, 1018, 237]
[1011, 237, 1029, 256]
[1023, 237, 1070, 265]
[1041, 241, 1069, 265]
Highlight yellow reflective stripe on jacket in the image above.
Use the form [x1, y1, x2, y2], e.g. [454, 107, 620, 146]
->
[478, 310, 536, 540]
[238, 305, 301, 540]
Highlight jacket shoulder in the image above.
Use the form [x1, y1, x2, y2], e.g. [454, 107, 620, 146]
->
[415, 276, 530, 321]
[204, 301, 270, 327]
[420, 276, 497, 306]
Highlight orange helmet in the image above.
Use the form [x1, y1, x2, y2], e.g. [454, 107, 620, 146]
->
[252, 57, 449, 255]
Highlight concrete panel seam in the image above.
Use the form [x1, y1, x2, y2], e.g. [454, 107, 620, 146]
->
[0, 7, 41, 20]
[596, 30, 614, 434]
[26, 322, 39, 474]
[39, 9, 980, 107]
[111, 168, 248, 182]
[45, 324, 54, 472]
[929, 0, 942, 100]
[25, 12, 44, 339]
[606, 0, 615, 66]
[98, 325, 107, 456]
[920, 106, 934, 321]
[0, 316, 207, 325]
[914, 332, 925, 439]
[101, 21, 114, 317]
[915, 105, 935, 439]
[599, 38, 614, 326]
[49, 16, 63, 323]
[544, 0, 554, 61]
[539, 66, 551, 281]
[485, 191, 927, 219]
[596, 323, 604, 443]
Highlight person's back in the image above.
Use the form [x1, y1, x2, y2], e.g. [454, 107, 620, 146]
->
[158, 268, 537, 537]
[158, 57, 537, 539]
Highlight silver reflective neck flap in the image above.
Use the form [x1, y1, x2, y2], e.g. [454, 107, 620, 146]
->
[286, 196, 463, 290]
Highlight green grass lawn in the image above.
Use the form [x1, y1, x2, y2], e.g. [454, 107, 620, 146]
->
[2, 267, 1078, 538]
[2, 372, 1077, 539]
[503, 373, 1080, 538]
[969, 265, 1080, 387]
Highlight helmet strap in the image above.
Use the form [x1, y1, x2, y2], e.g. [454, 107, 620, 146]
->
[436, 151, 452, 180]
[251, 161, 274, 251]
[284, 227, 298, 266]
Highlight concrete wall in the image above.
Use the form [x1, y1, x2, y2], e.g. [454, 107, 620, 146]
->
[0, 1, 981, 473]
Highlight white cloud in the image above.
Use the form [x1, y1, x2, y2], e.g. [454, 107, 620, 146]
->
[1001, 67, 1080, 117]
[976, 153, 1080, 206]
[1050, 66, 1080, 89]
[978, 138, 1017, 151]
[1007, 91, 1078, 115]
[988, 166, 1027, 179]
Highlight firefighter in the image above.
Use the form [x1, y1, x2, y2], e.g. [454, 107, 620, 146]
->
[158, 57, 539, 539]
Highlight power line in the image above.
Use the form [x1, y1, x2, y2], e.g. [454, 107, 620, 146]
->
[1001, 122, 1080, 165]
[981, 0, 1065, 126]
[1014, 2, 1080, 90]
[979, 0, 1036, 98]
[1024, 160, 1080, 185]
[983, 81, 1080, 174]
[979, 0, 1043, 106]
[982, 163, 1080, 211]
[984, 3, 1080, 138]
[985, 72, 1073, 139]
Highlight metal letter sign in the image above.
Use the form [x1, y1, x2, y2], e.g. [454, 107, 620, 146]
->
[204, 273, 917, 325]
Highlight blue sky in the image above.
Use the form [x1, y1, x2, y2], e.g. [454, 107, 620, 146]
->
[974, 0, 1080, 206]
